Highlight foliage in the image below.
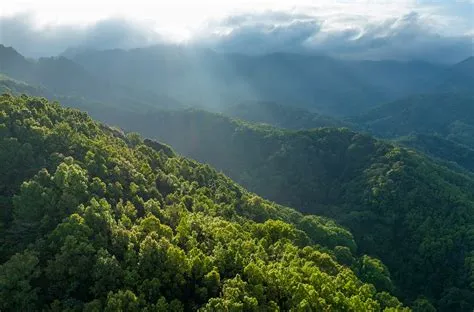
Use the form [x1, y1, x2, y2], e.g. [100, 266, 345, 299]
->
[106, 107, 474, 310]
[0, 95, 406, 311]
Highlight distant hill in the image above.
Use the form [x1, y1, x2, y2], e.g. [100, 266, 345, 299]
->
[0, 44, 181, 111]
[353, 93, 474, 147]
[4, 44, 470, 118]
[437, 56, 474, 93]
[397, 133, 474, 173]
[0, 74, 51, 97]
[222, 101, 350, 130]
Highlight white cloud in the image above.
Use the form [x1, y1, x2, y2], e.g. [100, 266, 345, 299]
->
[1, 0, 471, 36]
[0, 0, 472, 61]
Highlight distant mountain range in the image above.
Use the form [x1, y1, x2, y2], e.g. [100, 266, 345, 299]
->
[0, 45, 181, 111]
[2, 44, 471, 117]
[69, 45, 463, 115]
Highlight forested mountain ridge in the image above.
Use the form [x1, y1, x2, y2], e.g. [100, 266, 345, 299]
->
[0, 74, 51, 98]
[95, 107, 474, 310]
[353, 93, 474, 146]
[217, 94, 474, 174]
[222, 101, 350, 130]
[396, 133, 474, 173]
[0, 94, 410, 311]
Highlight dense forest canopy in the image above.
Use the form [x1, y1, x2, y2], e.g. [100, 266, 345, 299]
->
[0, 95, 412, 311]
[96, 107, 474, 310]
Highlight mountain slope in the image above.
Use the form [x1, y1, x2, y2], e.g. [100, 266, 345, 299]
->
[353, 93, 474, 148]
[92, 107, 474, 310]
[220, 99, 474, 174]
[437, 57, 474, 93]
[344, 59, 445, 98]
[222, 101, 350, 130]
[397, 133, 474, 173]
[0, 74, 52, 97]
[0, 95, 408, 311]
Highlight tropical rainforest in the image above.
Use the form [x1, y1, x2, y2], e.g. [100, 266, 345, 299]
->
[1, 44, 474, 311]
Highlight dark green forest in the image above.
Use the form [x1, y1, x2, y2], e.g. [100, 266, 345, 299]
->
[222, 101, 349, 130]
[97, 108, 474, 310]
[221, 94, 474, 174]
[353, 93, 474, 147]
[0, 95, 412, 311]
[396, 134, 474, 173]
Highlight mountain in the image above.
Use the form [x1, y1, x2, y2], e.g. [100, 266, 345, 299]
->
[343, 59, 445, 98]
[222, 101, 350, 130]
[90, 107, 474, 310]
[222, 97, 474, 174]
[0, 94, 409, 311]
[2, 44, 474, 310]
[0, 74, 52, 97]
[2, 44, 467, 118]
[353, 93, 474, 149]
[397, 133, 474, 173]
[437, 57, 474, 93]
[69, 46, 446, 116]
[0, 44, 181, 111]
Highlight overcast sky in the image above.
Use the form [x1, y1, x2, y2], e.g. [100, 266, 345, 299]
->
[0, 0, 472, 62]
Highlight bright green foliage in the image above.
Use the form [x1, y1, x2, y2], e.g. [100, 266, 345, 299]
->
[0, 95, 406, 311]
[110, 108, 474, 310]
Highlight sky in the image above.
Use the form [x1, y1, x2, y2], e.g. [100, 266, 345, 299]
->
[0, 0, 472, 62]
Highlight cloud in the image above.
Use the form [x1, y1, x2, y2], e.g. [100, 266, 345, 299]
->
[0, 14, 163, 58]
[192, 10, 473, 63]
[194, 12, 321, 54]
[0, 4, 472, 63]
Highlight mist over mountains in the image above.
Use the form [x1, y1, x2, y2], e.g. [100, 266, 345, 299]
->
[1, 44, 472, 116]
